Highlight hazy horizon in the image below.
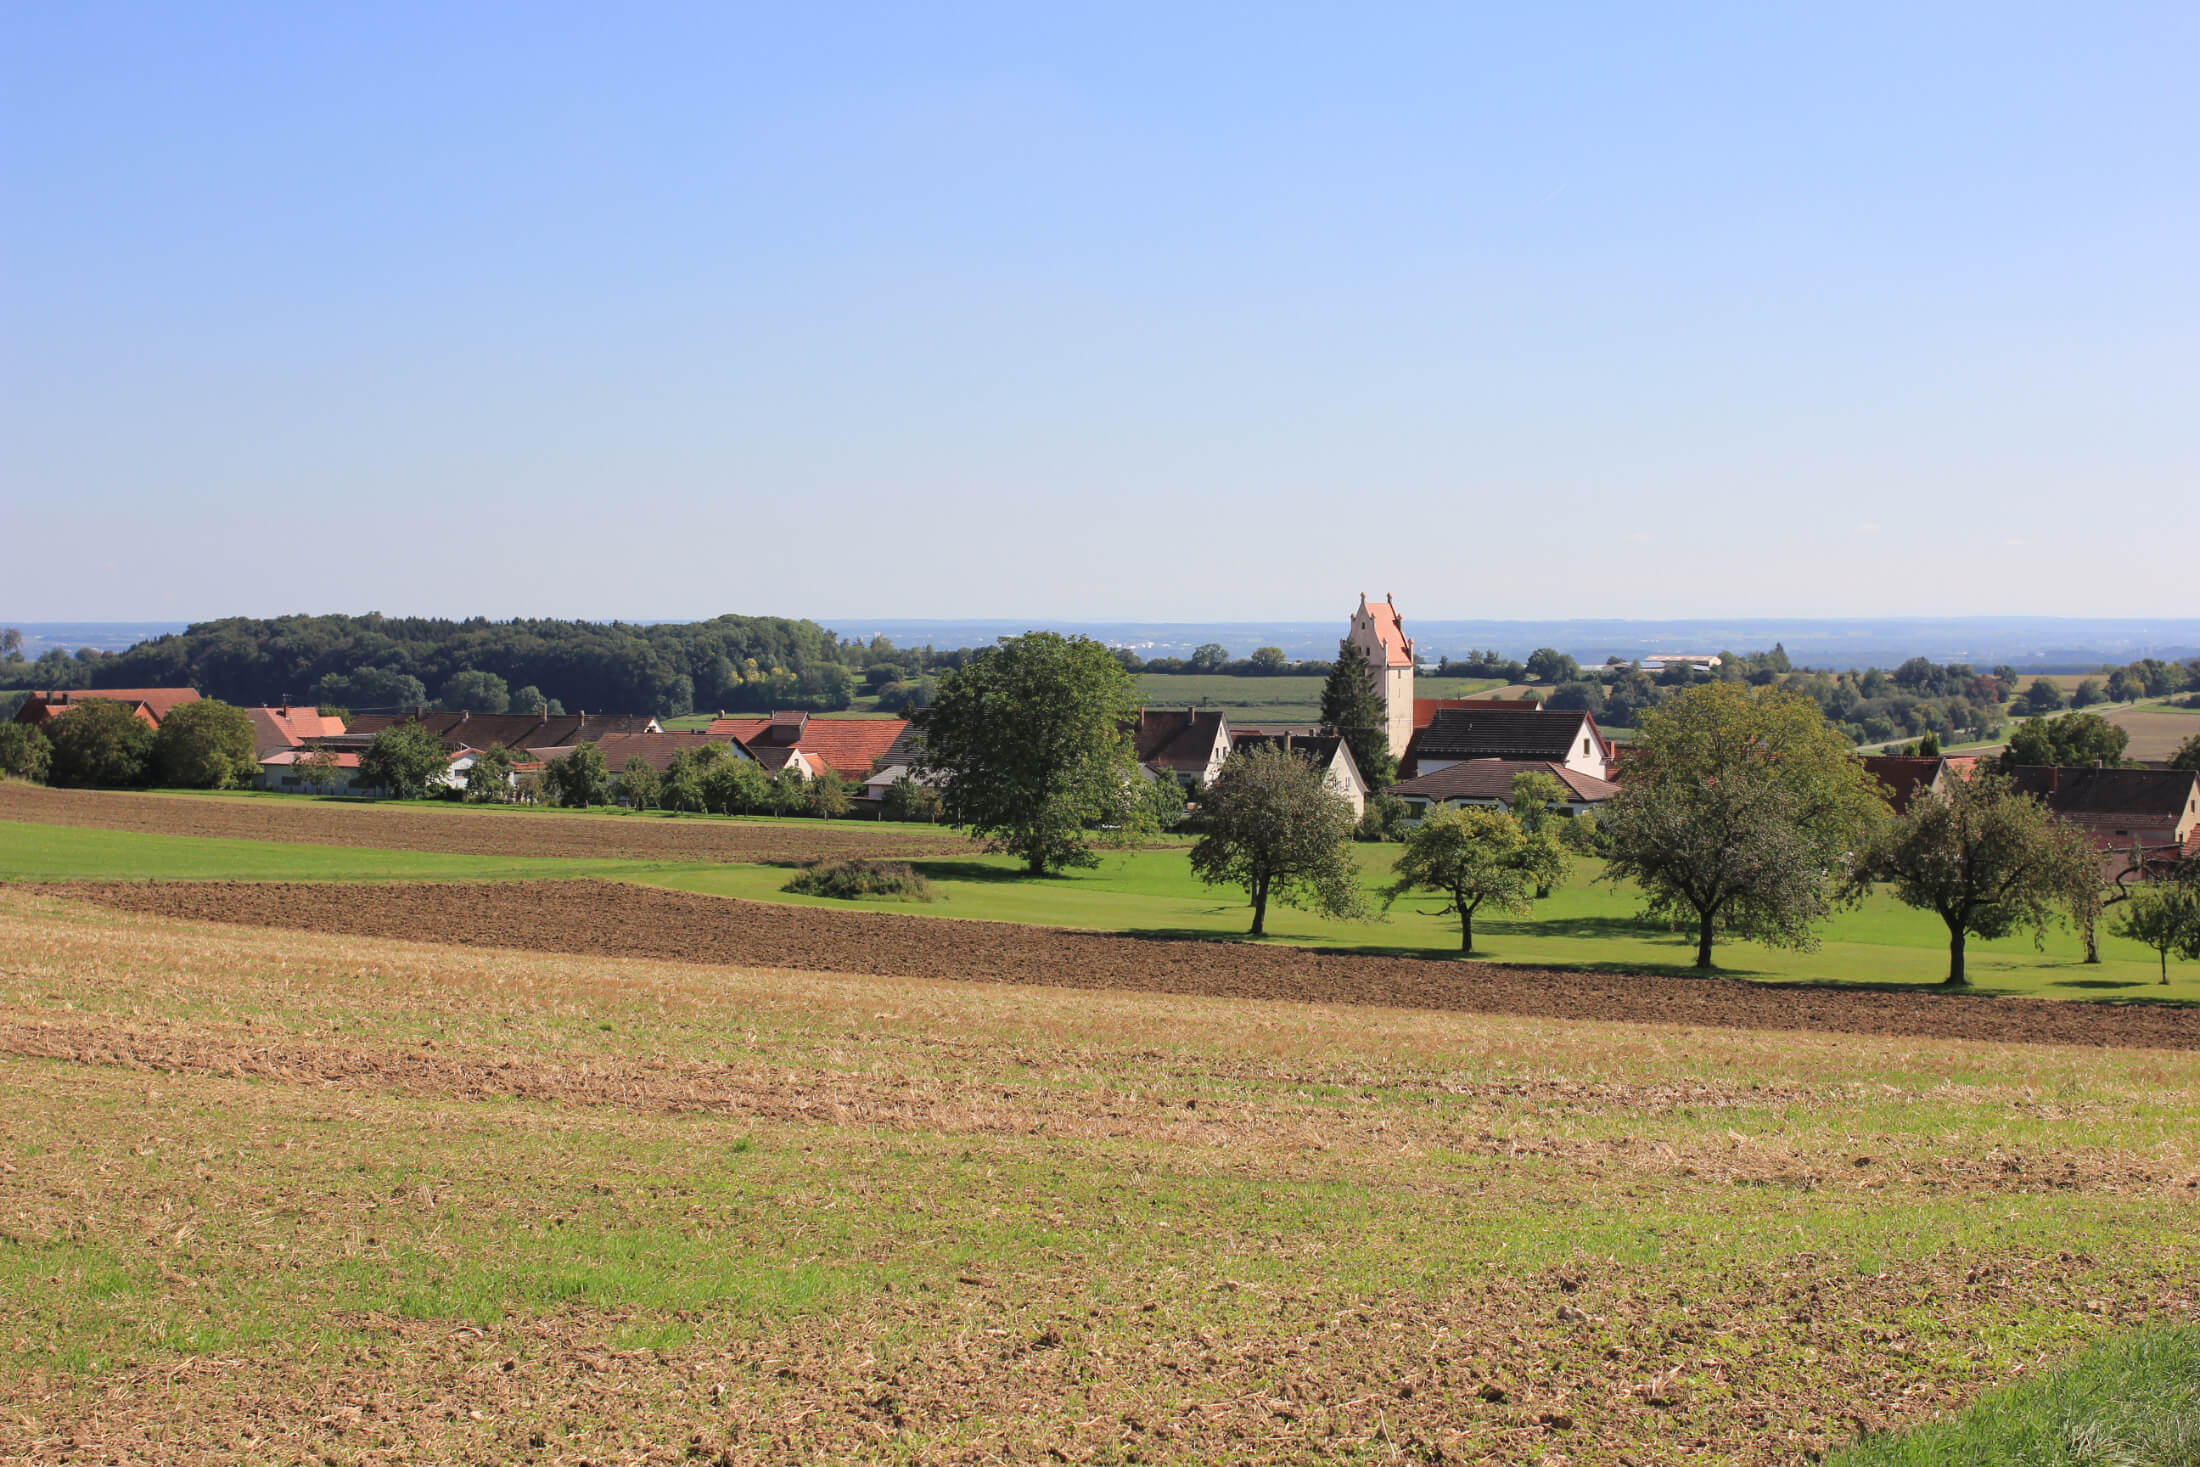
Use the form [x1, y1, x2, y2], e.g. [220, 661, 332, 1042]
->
[6, 6, 2195, 619]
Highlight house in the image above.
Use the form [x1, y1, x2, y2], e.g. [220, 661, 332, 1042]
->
[705, 712, 909, 781]
[1228, 729, 1368, 817]
[1400, 705, 1613, 782]
[1861, 754, 1981, 815]
[2008, 766, 2200, 868]
[857, 725, 932, 806]
[525, 730, 749, 776]
[333, 709, 660, 753]
[1643, 654, 1723, 673]
[1345, 593, 1417, 759]
[1132, 709, 1232, 787]
[14, 687, 200, 729]
[1389, 759, 1619, 820]
[246, 704, 348, 760]
[256, 747, 364, 794]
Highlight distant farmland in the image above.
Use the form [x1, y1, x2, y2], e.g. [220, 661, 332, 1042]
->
[1134, 673, 1503, 724]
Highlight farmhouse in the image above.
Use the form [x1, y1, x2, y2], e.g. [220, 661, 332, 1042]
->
[2009, 765, 2200, 866]
[14, 687, 200, 729]
[1133, 709, 1233, 788]
[1400, 704, 1613, 782]
[246, 704, 348, 760]
[706, 712, 908, 782]
[1643, 654, 1723, 673]
[525, 730, 749, 776]
[255, 747, 363, 794]
[1390, 759, 1618, 819]
[1229, 729, 1369, 817]
[1861, 753, 1982, 815]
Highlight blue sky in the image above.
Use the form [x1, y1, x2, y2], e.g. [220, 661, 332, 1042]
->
[4, 3, 2194, 622]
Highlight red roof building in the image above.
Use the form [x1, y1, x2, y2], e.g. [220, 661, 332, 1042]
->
[14, 688, 201, 729]
[704, 714, 910, 780]
[245, 704, 348, 758]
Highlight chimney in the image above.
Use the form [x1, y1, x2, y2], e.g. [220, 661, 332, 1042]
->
[578, 710, 587, 725]
[2094, 758, 2104, 769]
[2049, 768, 2060, 793]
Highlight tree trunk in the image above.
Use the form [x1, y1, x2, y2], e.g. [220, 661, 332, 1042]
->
[1945, 927, 1968, 986]
[1694, 911, 1715, 969]
[2083, 912, 2100, 965]
[2163, 949, 2171, 985]
[1250, 875, 1268, 937]
[1460, 907, 1475, 953]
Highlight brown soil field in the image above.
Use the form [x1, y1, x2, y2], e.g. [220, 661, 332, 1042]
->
[52, 878, 2200, 1050]
[0, 781, 976, 863]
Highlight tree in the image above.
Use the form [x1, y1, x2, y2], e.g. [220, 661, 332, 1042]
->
[1385, 805, 1567, 953]
[2071, 678, 2105, 708]
[1190, 745, 1370, 936]
[1525, 647, 1581, 684]
[45, 699, 156, 787]
[294, 746, 343, 794]
[616, 755, 660, 809]
[702, 755, 770, 815]
[0, 627, 21, 658]
[464, 744, 521, 802]
[768, 763, 811, 816]
[2112, 875, 2200, 984]
[913, 632, 1143, 874]
[545, 742, 612, 807]
[806, 770, 854, 818]
[1140, 771, 1188, 831]
[441, 669, 510, 714]
[511, 684, 550, 715]
[882, 773, 943, 823]
[1861, 768, 2099, 985]
[1249, 646, 1289, 673]
[359, 723, 450, 799]
[151, 699, 259, 789]
[1601, 684, 1885, 969]
[2171, 733, 2200, 772]
[2020, 678, 2066, 714]
[1318, 639, 1397, 790]
[1190, 643, 1229, 673]
[317, 666, 428, 711]
[0, 723, 51, 783]
[2002, 713, 2129, 769]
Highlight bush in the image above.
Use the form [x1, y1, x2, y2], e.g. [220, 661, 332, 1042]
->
[0, 722, 52, 783]
[152, 699, 258, 789]
[1355, 790, 1412, 842]
[781, 859, 936, 902]
[46, 699, 156, 787]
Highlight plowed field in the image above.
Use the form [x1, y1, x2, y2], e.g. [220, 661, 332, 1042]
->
[52, 878, 2200, 1049]
[0, 781, 974, 863]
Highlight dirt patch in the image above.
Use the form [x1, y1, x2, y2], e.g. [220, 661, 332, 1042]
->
[51, 879, 2200, 1051]
[0, 781, 974, 864]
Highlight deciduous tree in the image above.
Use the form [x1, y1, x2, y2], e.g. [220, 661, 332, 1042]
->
[2112, 873, 2200, 984]
[152, 699, 258, 789]
[1190, 745, 1369, 936]
[294, 747, 343, 794]
[441, 669, 510, 714]
[45, 698, 156, 788]
[913, 632, 1142, 873]
[1385, 805, 1567, 952]
[1861, 768, 2099, 985]
[0, 723, 51, 783]
[463, 744, 521, 802]
[1602, 684, 1885, 969]
[616, 755, 660, 809]
[359, 723, 450, 799]
[2002, 713, 2129, 770]
[545, 742, 612, 807]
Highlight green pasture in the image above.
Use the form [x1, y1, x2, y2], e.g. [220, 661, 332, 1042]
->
[1132, 672, 1504, 725]
[10, 817, 2188, 999]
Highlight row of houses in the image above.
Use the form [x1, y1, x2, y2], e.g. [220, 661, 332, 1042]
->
[1862, 752, 2200, 876]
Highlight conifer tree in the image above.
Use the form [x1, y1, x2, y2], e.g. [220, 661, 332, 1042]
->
[1319, 639, 1396, 789]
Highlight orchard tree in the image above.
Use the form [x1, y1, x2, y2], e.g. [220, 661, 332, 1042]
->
[2112, 873, 2200, 985]
[45, 699, 156, 787]
[1385, 804, 1567, 953]
[616, 755, 661, 809]
[2002, 713, 2129, 769]
[152, 699, 258, 788]
[1861, 768, 2099, 985]
[0, 723, 52, 783]
[294, 747, 344, 794]
[1190, 745, 1369, 936]
[882, 773, 943, 823]
[544, 741, 611, 807]
[359, 723, 450, 799]
[463, 744, 521, 802]
[913, 632, 1142, 873]
[1602, 683, 1885, 969]
[2167, 733, 2200, 772]
[701, 755, 768, 814]
[1318, 640, 1397, 789]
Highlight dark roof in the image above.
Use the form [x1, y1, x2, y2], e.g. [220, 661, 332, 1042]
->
[16, 688, 201, 726]
[1391, 759, 1618, 804]
[1132, 709, 1229, 773]
[1862, 755, 1945, 814]
[2008, 766, 2200, 822]
[526, 731, 737, 775]
[1230, 730, 1344, 762]
[1407, 706, 1593, 764]
[339, 711, 658, 750]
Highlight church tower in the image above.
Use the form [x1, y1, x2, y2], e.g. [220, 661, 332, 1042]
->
[1346, 592, 1416, 759]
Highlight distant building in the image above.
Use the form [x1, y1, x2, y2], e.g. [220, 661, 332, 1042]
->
[334, 710, 659, 753]
[256, 747, 363, 794]
[1861, 754, 1980, 815]
[1390, 759, 1619, 820]
[14, 688, 200, 730]
[1229, 729, 1368, 817]
[2008, 765, 2200, 869]
[1642, 654, 1723, 673]
[705, 712, 909, 782]
[525, 730, 748, 776]
[245, 704, 347, 760]
[1346, 594, 1416, 759]
[1132, 708, 1233, 787]
[1401, 705, 1612, 782]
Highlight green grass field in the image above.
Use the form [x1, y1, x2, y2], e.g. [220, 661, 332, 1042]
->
[8, 819, 2191, 1000]
[1133, 672, 1504, 725]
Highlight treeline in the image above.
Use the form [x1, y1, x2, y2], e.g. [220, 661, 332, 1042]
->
[0, 615, 980, 718]
[1111, 644, 1333, 677]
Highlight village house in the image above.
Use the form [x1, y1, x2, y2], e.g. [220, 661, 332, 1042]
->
[1399, 704, 1613, 783]
[13, 687, 200, 729]
[333, 709, 660, 753]
[1132, 708, 1233, 788]
[1228, 729, 1368, 817]
[246, 704, 348, 760]
[256, 747, 364, 794]
[705, 711, 909, 782]
[524, 729, 752, 776]
[2009, 765, 2200, 870]
[1642, 654, 1723, 673]
[1861, 753, 1981, 815]
[1389, 759, 1619, 820]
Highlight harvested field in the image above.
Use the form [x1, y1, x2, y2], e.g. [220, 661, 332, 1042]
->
[0, 781, 974, 864]
[3, 890, 2197, 1465]
[52, 878, 2200, 1050]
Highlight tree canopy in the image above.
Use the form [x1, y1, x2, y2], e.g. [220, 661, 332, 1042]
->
[151, 699, 259, 789]
[1602, 683, 1885, 968]
[2112, 870, 2200, 985]
[44, 699, 156, 788]
[358, 723, 450, 799]
[1190, 744, 1369, 936]
[1861, 767, 2099, 985]
[0, 723, 52, 783]
[1385, 804, 1567, 952]
[913, 633, 1142, 873]
[2002, 713, 2130, 769]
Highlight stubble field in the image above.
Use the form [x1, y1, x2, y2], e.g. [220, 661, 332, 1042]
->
[3, 886, 2198, 1465]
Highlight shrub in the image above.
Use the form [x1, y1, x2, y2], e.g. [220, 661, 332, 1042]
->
[46, 699, 156, 787]
[0, 722, 52, 783]
[781, 859, 936, 902]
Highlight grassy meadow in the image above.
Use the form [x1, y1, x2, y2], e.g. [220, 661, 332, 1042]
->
[2, 887, 2194, 1463]
[6, 817, 2194, 1000]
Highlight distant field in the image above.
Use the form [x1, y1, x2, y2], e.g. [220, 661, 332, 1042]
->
[1134, 672, 1504, 725]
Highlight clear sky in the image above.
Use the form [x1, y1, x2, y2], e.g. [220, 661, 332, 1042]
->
[4, 3, 2194, 623]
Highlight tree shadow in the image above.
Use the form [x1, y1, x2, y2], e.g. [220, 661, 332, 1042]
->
[2052, 978, 2149, 991]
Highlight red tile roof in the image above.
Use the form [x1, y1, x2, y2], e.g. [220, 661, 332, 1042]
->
[526, 730, 741, 775]
[706, 717, 909, 778]
[1861, 755, 1947, 814]
[1356, 593, 1415, 668]
[246, 705, 348, 757]
[16, 688, 201, 728]
[1391, 759, 1619, 804]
